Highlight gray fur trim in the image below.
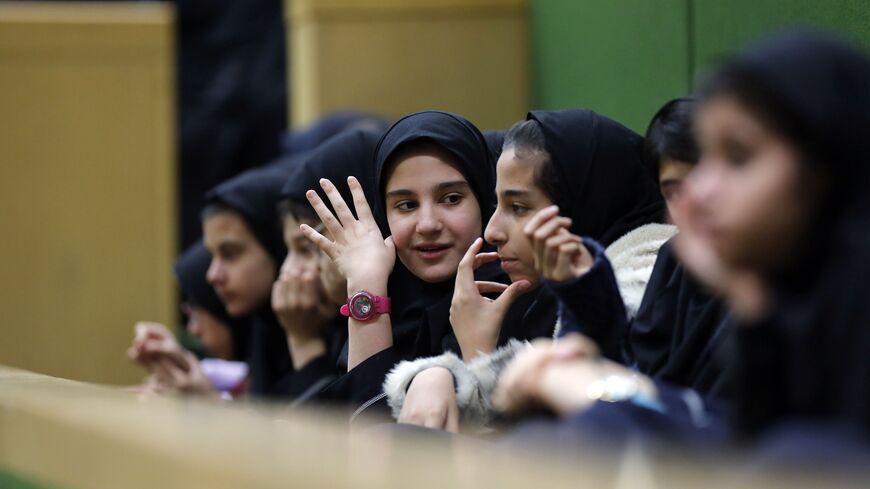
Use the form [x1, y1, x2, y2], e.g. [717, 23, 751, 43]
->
[382, 352, 477, 422]
[463, 339, 528, 427]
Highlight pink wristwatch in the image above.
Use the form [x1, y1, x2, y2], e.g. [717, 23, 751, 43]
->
[340, 290, 391, 321]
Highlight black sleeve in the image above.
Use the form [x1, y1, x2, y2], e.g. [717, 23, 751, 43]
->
[546, 238, 629, 363]
[316, 346, 402, 412]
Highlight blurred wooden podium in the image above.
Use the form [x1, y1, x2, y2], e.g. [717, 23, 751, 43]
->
[0, 2, 177, 385]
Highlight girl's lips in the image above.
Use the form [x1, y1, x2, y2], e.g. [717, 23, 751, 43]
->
[415, 245, 451, 260]
[499, 258, 520, 272]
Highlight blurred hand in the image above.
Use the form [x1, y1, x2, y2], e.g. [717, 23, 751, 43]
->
[151, 350, 219, 398]
[450, 238, 532, 360]
[397, 367, 460, 433]
[492, 334, 599, 416]
[127, 322, 184, 370]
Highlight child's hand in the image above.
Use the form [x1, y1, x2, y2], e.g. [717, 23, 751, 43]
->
[450, 238, 531, 360]
[524, 206, 593, 283]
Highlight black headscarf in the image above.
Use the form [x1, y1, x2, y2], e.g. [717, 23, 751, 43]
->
[373, 111, 497, 235]
[282, 128, 383, 219]
[701, 31, 870, 436]
[174, 240, 251, 362]
[627, 240, 731, 399]
[372, 111, 504, 357]
[204, 165, 290, 265]
[204, 165, 292, 396]
[281, 111, 389, 156]
[527, 110, 665, 245]
[483, 129, 506, 161]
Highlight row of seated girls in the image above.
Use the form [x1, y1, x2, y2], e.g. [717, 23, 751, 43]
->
[127, 30, 870, 471]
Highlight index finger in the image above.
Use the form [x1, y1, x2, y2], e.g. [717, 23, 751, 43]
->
[348, 176, 375, 224]
[523, 205, 560, 237]
[306, 189, 345, 241]
[456, 238, 484, 287]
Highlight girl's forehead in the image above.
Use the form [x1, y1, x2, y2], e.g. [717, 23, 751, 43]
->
[385, 153, 470, 189]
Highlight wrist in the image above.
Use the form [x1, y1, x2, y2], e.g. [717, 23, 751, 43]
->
[346, 276, 389, 297]
[287, 334, 327, 370]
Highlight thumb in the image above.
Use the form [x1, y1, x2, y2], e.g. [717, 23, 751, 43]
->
[495, 279, 532, 311]
[384, 235, 396, 254]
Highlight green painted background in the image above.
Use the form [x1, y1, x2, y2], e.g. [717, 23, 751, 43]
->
[531, 0, 870, 133]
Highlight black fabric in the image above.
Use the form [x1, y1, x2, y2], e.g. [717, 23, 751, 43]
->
[527, 109, 665, 246]
[246, 305, 293, 397]
[281, 111, 389, 155]
[174, 240, 251, 361]
[205, 165, 291, 265]
[703, 31, 870, 436]
[483, 129, 506, 161]
[627, 241, 732, 398]
[282, 128, 384, 219]
[176, 0, 287, 249]
[204, 165, 292, 397]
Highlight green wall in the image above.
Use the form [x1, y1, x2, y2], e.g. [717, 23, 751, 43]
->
[532, 0, 870, 133]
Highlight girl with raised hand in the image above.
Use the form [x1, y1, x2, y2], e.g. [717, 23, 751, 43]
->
[301, 111, 541, 418]
[386, 110, 671, 431]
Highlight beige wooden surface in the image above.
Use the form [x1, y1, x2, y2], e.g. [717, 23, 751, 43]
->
[288, 0, 529, 131]
[0, 2, 176, 385]
[0, 365, 854, 489]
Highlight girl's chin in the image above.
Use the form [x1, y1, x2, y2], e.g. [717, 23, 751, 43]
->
[508, 272, 540, 288]
[411, 264, 457, 284]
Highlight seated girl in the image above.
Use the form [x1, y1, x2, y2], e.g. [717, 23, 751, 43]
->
[385, 109, 672, 431]
[301, 111, 551, 419]
[128, 240, 251, 397]
[492, 32, 870, 460]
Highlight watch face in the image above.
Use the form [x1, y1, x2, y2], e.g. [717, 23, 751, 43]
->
[351, 294, 373, 319]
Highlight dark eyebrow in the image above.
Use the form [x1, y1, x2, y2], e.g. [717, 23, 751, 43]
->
[501, 189, 531, 198]
[659, 179, 682, 189]
[217, 240, 245, 253]
[435, 181, 471, 192]
[385, 189, 414, 198]
[386, 181, 470, 198]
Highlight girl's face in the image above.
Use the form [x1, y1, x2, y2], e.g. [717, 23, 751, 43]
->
[185, 305, 234, 361]
[280, 213, 345, 306]
[385, 151, 482, 283]
[682, 95, 819, 275]
[485, 148, 555, 288]
[203, 211, 277, 317]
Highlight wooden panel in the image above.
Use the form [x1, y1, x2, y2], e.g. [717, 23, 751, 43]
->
[0, 366, 844, 489]
[0, 2, 176, 385]
[288, 0, 529, 131]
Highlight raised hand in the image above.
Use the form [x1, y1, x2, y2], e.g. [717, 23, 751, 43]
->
[300, 177, 395, 291]
[299, 176, 395, 370]
[450, 238, 532, 361]
[523, 205, 593, 283]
